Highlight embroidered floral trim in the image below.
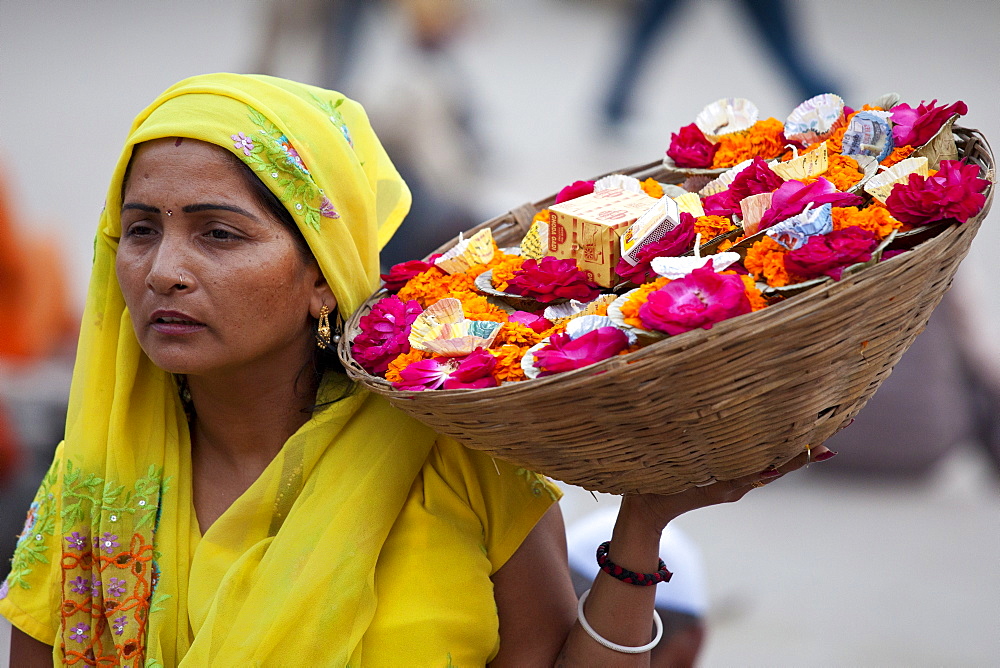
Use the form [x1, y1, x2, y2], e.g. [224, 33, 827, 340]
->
[3, 461, 58, 594]
[311, 93, 354, 148]
[237, 106, 340, 232]
[57, 462, 171, 667]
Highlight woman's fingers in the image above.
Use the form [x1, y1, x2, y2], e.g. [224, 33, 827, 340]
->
[737, 444, 838, 489]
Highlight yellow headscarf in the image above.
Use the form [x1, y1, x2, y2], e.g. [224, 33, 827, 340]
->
[0, 73, 443, 666]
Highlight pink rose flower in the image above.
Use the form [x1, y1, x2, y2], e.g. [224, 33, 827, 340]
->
[666, 123, 720, 169]
[352, 296, 423, 375]
[507, 257, 602, 303]
[891, 100, 968, 148]
[380, 254, 442, 292]
[885, 159, 989, 226]
[614, 212, 697, 284]
[758, 178, 863, 229]
[783, 226, 879, 281]
[638, 262, 751, 335]
[508, 311, 553, 333]
[392, 348, 498, 391]
[532, 327, 630, 377]
[555, 180, 596, 204]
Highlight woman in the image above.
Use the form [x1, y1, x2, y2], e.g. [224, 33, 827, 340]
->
[1, 73, 828, 666]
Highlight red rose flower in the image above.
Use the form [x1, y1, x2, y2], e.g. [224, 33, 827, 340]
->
[532, 327, 630, 377]
[380, 254, 442, 292]
[638, 263, 751, 335]
[783, 226, 879, 281]
[885, 159, 989, 226]
[352, 295, 423, 375]
[666, 123, 720, 168]
[506, 257, 602, 303]
[555, 180, 596, 204]
[614, 212, 697, 284]
[891, 100, 967, 148]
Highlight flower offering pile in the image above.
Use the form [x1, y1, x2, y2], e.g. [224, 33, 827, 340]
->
[351, 94, 991, 393]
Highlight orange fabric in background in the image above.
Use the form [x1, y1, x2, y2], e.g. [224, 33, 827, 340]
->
[0, 166, 76, 361]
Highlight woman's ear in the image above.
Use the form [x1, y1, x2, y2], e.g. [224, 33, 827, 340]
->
[309, 272, 336, 319]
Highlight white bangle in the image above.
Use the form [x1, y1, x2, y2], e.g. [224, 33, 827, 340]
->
[576, 588, 663, 654]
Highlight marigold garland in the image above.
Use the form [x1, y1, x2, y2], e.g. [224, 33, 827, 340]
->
[397, 267, 479, 308]
[740, 274, 768, 311]
[711, 118, 786, 168]
[744, 236, 791, 287]
[491, 344, 529, 383]
[807, 154, 863, 192]
[831, 206, 901, 239]
[881, 145, 915, 167]
[693, 215, 737, 240]
[490, 254, 526, 292]
[621, 277, 671, 328]
[385, 349, 432, 384]
[495, 321, 544, 347]
[640, 178, 664, 199]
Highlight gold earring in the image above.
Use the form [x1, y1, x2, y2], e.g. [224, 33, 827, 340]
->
[316, 304, 332, 349]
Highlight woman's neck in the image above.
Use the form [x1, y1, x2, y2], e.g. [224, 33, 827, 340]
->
[186, 362, 319, 477]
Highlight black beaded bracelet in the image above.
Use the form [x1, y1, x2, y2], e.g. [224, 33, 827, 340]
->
[596, 540, 672, 586]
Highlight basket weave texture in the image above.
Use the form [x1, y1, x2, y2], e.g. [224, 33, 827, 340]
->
[339, 128, 995, 495]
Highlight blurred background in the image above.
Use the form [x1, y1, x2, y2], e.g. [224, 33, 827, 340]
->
[1, 0, 998, 665]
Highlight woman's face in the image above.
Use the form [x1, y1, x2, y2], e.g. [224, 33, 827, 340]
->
[117, 138, 329, 379]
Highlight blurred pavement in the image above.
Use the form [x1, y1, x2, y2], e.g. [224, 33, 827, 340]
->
[2, 0, 998, 665]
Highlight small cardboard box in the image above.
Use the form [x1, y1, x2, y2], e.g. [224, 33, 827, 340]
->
[548, 188, 658, 287]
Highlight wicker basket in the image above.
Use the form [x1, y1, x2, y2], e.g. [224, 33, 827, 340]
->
[338, 127, 995, 495]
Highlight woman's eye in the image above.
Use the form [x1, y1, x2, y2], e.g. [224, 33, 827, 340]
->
[207, 228, 240, 241]
[125, 223, 155, 237]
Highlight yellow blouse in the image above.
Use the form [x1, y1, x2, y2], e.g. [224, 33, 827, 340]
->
[1, 420, 560, 665]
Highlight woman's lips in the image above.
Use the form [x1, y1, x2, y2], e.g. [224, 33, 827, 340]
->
[149, 310, 206, 335]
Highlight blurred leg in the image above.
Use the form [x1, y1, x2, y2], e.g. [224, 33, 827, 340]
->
[602, 0, 687, 125]
[736, 0, 840, 100]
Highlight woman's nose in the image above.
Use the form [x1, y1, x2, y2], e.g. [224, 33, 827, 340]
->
[146, 238, 193, 294]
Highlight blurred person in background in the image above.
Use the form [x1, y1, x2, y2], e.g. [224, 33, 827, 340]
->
[820, 290, 1000, 478]
[602, 0, 840, 126]
[256, 0, 482, 268]
[0, 164, 76, 581]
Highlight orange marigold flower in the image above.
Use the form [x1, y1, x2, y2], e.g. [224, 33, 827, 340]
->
[740, 274, 768, 311]
[712, 118, 787, 168]
[591, 301, 610, 317]
[495, 321, 543, 347]
[620, 277, 670, 328]
[385, 349, 432, 384]
[491, 344, 528, 383]
[490, 254, 526, 292]
[744, 236, 791, 287]
[881, 145, 915, 168]
[533, 209, 550, 225]
[694, 215, 737, 240]
[824, 154, 863, 191]
[461, 294, 508, 323]
[640, 178, 664, 199]
[831, 206, 901, 239]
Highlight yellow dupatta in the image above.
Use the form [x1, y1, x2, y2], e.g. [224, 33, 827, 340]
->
[0, 73, 444, 666]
